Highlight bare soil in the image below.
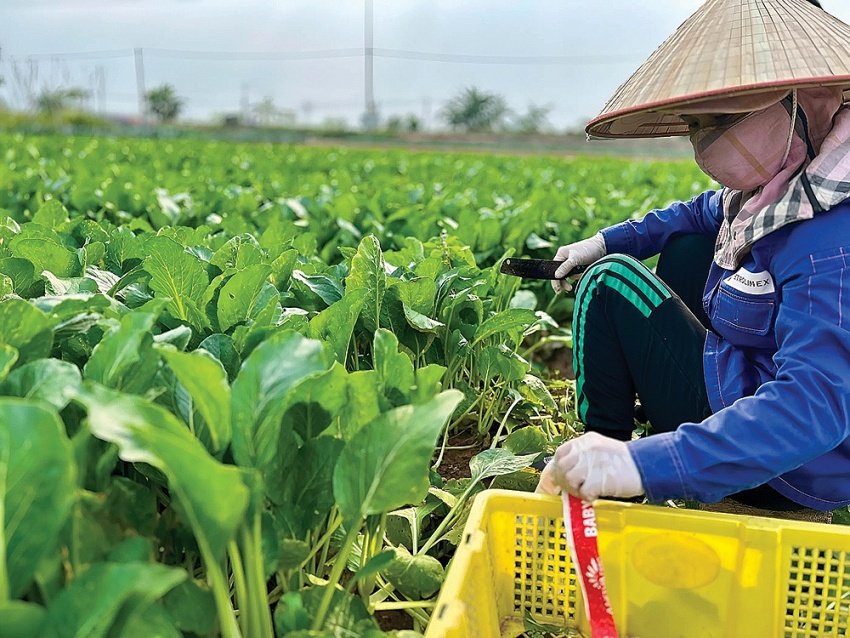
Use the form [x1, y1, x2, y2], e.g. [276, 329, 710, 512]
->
[375, 609, 415, 631]
[436, 432, 486, 482]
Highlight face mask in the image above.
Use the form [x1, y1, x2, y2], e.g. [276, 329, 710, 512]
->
[690, 99, 796, 192]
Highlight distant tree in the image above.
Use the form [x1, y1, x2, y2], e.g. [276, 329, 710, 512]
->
[385, 113, 421, 134]
[385, 115, 404, 133]
[253, 96, 276, 126]
[219, 113, 243, 127]
[568, 117, 592, 135]
[9, 59, 38, 110]
[405, 114, 421, 132]
[514, 103, 554, 134]
[441, 87, 509, 132]
[323, 117, 348, 132]
[301, 101, 315, 126]
[34, 87, 90, 116]
[145, 84, 184, 123]
[279, 110, 296, 127]
[252, 96, 295, 127]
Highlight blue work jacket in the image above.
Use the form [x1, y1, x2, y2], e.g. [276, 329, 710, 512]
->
[600, 189, 850, 509]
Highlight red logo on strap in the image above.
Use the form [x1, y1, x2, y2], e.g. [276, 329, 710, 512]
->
[563, 494, 619, 638]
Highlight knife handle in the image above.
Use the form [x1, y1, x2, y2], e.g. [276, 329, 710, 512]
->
[500, 258, 588, 280]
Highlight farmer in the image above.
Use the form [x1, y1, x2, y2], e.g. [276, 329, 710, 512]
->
[537, 0, 850, 512]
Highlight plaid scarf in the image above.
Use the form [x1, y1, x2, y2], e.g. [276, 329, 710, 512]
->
[715, 106, 850, 270]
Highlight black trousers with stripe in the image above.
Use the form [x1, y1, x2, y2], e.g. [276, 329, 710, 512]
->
[572, 234, 800, 510]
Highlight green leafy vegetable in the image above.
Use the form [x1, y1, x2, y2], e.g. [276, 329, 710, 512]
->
[334, 390, 463, 523]
[0, 400, 76, 599]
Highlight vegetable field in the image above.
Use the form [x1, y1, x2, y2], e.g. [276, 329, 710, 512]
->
[0, 133, 712, 637]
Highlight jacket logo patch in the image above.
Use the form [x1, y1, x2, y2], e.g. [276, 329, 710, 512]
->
[724, 268, 775, 294]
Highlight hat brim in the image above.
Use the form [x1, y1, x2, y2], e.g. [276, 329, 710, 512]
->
[588, 78, 850, 139]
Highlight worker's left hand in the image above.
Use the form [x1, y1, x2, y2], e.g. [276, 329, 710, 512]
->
[535, 432, 645, 502]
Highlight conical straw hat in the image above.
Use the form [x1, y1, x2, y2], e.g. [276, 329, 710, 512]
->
[587, 0, 850, 138]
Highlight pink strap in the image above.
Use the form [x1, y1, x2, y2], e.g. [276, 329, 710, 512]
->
[562, 494, 619, 638]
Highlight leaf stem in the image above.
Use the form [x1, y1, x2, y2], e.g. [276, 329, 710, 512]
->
[374, 600, 436, 611]
[477, 385, 505, 437]
[420, 480, 480, 555]
[300, 510, 342, 572]
[443, 391, 484, 437]
[243, 520, 273, 637]
[411, 511, 420, 555]
[372, 577, 431, 625]
[431, 417, 452, 471]
[489, 394, 522, 449]
[205, 554, 241, 638]
[228, 540, 251, 638]
[310, 521, 361, 630]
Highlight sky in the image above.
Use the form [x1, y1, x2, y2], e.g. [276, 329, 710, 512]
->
[2, 0, 850, 131]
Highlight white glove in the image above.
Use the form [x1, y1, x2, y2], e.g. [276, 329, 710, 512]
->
[551, 233, 607, 294]
[535, 432, 644, 502]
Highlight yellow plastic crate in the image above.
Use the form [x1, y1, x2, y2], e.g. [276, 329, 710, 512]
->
[426, 490, 850, 638]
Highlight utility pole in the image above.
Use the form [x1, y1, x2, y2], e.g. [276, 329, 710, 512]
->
[134, 48, 146, 122]
[241, 82, 251, 125]
[421, 96, 431, 132]
[301, 101, 314, 127]
[96, 65, 106, 114]
[363, 0, 377, 130]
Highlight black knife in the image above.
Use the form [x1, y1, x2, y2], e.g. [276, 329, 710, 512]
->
[499, 258, 588, 280]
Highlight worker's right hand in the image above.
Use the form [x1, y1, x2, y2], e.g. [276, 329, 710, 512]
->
[535, 432, 644, 502]
[551, 233, 607, 294]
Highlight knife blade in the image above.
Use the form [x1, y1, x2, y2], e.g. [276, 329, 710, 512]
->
[499, 258, 588, 280]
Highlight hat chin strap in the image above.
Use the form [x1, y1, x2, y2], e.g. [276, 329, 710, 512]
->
[780, 89, 798, 168]
[785, 90, 825, 213]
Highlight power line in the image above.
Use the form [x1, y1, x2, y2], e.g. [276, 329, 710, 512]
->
[23, 49, 133, 61]
[373, 48, 634, 65]
[19, 47, 634, 66]
[143, 48, 363, 61]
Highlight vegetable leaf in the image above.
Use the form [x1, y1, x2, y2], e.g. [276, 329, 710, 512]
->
[0, 400, 76, 598]
[143, 236, 209, 331]
[76, 383, 250, 560]
[333, 390, 462, 523]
